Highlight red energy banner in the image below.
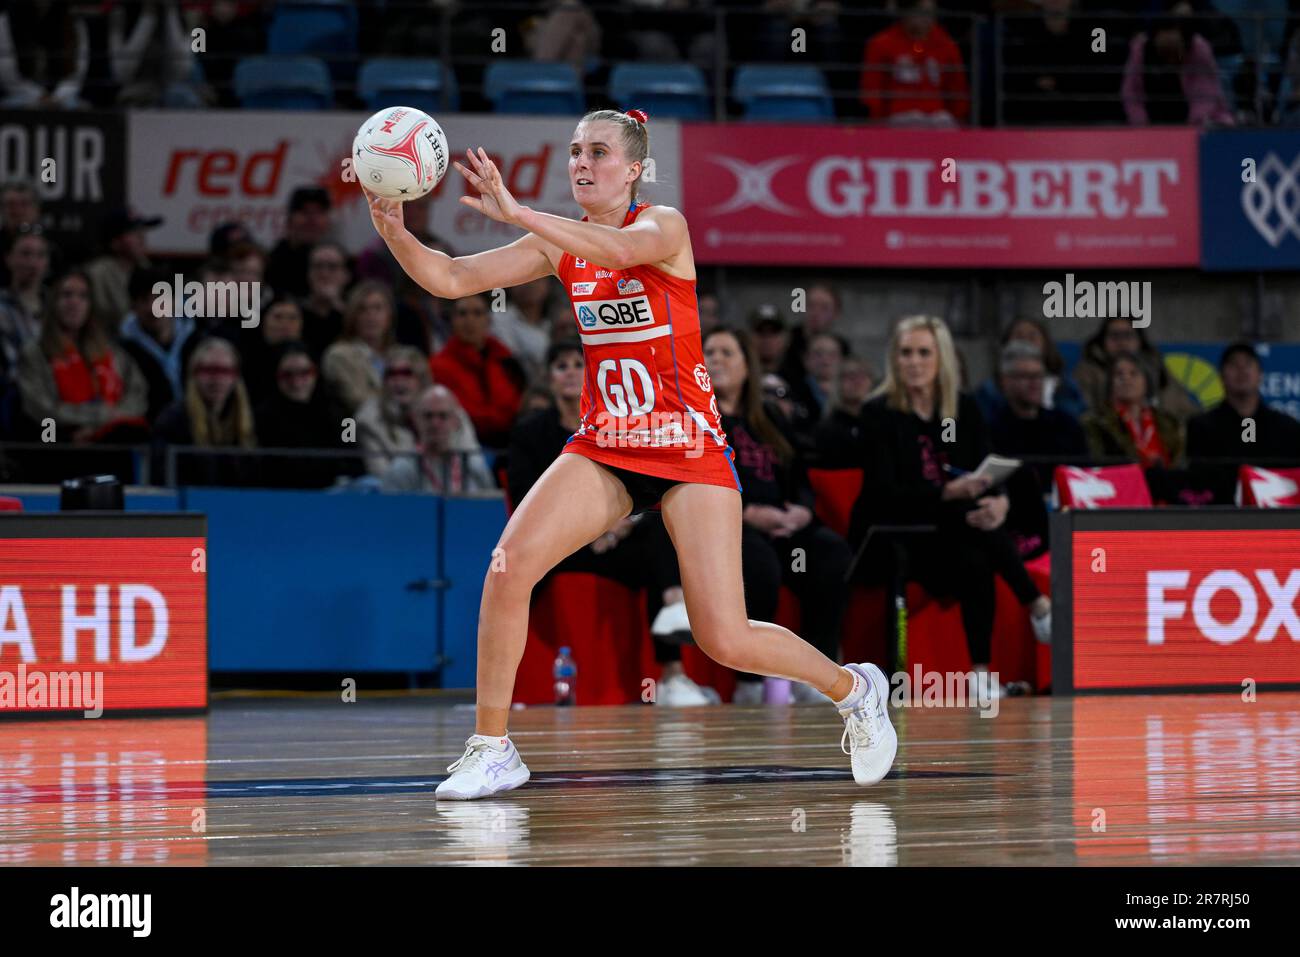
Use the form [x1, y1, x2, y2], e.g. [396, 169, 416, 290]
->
[1070, 529, 1300, 689]
[681, 125, 1200, 267]
[0, 520, 207, 715]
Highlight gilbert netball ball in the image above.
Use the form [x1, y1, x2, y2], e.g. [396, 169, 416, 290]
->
[352, 106, 449, 200]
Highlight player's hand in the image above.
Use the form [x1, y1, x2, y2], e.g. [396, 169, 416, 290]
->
[455, 147, 524, 226]
[743, 504, 786, 534]
[364, 187, 407, 243]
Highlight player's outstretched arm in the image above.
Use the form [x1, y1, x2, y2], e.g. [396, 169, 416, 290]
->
[455, 146, 685, 270]
[365, 188, 553, 298]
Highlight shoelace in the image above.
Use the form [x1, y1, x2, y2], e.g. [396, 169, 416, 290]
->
[840, 693, 879, 756]
[446, 739, 500, 774]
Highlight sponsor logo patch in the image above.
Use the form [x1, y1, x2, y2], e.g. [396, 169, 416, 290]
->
[693, 362, 712, 392]
[574, 295, 654, 328]
[575, 258, 587, 269]
[571, 281, 598, 296]
[617, 278, 645, 295]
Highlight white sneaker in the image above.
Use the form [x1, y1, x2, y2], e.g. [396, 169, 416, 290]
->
[435, 734, 530, 800]
[656, 672, 712, 707]
[732, 680, 764, 705]
[838, 663, 898, 785]
[1031, 608, 1051, 645]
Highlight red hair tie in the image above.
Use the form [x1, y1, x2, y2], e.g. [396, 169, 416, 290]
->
[625, 109, 648, 125]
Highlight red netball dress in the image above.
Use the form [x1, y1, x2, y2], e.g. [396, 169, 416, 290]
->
[556, 200, 740, 491]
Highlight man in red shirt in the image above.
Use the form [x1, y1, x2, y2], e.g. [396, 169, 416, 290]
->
[428, 293, 526, 449]
[860, 0, 970, 125]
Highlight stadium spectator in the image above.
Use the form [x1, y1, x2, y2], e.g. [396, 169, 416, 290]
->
[788, 331, 849, 429]
[208, 222, 252, 260]
[118, 266, 196, 423]
[704, 326, 853, 705]
[382, 384, 495, 494]
[813, 354, 875, 468]
[192, 0, 265, 107]
[237, 294, 306, 406]
[985, 340, 1088, 488]
[697, 289, 722, 335]
[847, 316, 1052, 693]
[1002, 0, 1119, 125]
[860, 0, 970, 125]
[1074, 317, 1200, 422]
[300, 242, 351, 357]
[1080, 352, 1185, 469]
[975, 317, 1086, 424]
[428, 292, 526, 450]
[15, 269, 148, 443]
[524, 0, 603, 69]
[266, 187, 333, 299]
[178, 257, 243, 376]
[750, 304, 789, 376]
[0, 2, 90, 108]
[1122, 1, 1235, 127]
[0, 185, 49, 286]
[505, 340, 714, 707]
[254, 343, 357, 489]
[107, 0, 204, 107]
[0, 230, 51, 392]
[229, 241, 267, 293]
[322, 281, 396, 415]
[85, 208, 162, 331]
[153, 336, 258, 487]
[779, 282, 840, 389]
[355, 345, 430, 478]
[1186, 342, 1300, 502]
[490, 276, 558, 384]
[762, 372, 796, 424]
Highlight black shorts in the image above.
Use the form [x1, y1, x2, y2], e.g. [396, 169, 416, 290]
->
[599, 463, 684, 516]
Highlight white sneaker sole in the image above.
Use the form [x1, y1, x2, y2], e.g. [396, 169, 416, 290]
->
[435, 763, 531, 801]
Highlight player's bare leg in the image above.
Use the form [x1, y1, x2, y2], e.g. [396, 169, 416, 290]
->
[659, 482, 897, 784]
[474, 452, 632, 736]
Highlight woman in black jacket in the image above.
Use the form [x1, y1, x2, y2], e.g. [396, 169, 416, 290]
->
[848, 316, 1052, 692]
[704, 326, 854, 705]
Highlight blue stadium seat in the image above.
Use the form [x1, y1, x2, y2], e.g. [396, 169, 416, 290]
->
[267, 1, 358, 82]
[733, 64, 834, 121]
[233, 56, 333, 110]
[608, 62, 710, 120]
[358, 58, 459, 113]
[483, 61, 584, 115]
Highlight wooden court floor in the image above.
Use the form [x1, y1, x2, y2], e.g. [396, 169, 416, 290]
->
[2, 691, 1298, 866]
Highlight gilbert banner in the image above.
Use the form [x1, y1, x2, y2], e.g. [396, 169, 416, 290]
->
[127, 110, 682, 256]
[681, 125, 1199, 267]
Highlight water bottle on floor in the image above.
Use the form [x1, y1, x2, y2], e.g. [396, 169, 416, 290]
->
[553, 646, 577, 706]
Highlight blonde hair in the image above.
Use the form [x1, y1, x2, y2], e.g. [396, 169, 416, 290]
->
[576, 109, 650, 201]
[185, 337, 256, 449]
[341, 280, 396, 348]
[871, 315, 962, 423]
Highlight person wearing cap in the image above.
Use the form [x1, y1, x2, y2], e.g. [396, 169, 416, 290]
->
[1187, 342, 1300, 503]
[84, 208, 162, 332]
[266, 187, 334, 299]
[749, 304, 789, 376]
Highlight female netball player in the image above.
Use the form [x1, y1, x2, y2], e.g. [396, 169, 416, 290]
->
[364, 109, 896, 800]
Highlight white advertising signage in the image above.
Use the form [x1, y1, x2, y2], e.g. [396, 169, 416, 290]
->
[128, 110, 681, 257]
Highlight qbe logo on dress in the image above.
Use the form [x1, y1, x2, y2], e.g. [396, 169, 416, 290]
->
[574, 296, 654, 329]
